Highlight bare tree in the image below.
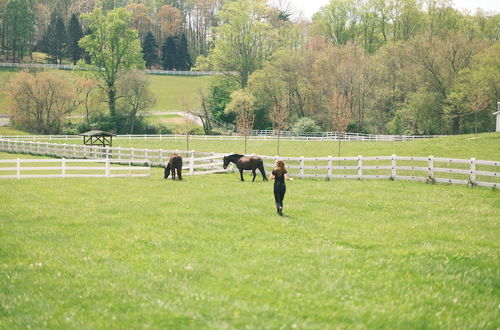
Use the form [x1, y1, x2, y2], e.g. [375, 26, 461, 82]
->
[469, 92, 489, 134]
[329, 91, 352, 158]
[197, 89, 212, 134]
[270, 98, 289, 155]
[117, 70, 156, 134]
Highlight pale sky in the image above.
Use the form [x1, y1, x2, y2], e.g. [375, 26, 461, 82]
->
[284, 0, 500, 20]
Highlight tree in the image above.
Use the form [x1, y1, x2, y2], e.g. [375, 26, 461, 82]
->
[329, 91, 352, 158]
[226, 90, 255, 153]
[42, 12, 67, 64]
[176, 33, 191, 70]
[3, 0, 34, 62]
[126, 3, 152, 41]
[161, 35, 176, 70]
[142, 31, 158, 69]
[210, 0, 276, 88]
[79, 7, 145, 129]
[156, 4, 182, 43]
[68, 13, 83, 65]
[270, 98, 289, 156]
[6, 71, 84, 134]
[117, 70, 156, 134]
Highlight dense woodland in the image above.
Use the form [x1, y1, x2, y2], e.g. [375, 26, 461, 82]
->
[1, 0, 499, 135]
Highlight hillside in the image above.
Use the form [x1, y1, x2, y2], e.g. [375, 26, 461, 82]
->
[0, 68, 213, 113]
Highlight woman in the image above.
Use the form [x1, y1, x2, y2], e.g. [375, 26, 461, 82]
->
[270, 160, 293, 215]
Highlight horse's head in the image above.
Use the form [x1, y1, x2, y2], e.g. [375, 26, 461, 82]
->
[223, 156, 230, 169]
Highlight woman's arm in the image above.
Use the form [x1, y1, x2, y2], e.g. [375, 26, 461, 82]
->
[284, 173, 293, 181]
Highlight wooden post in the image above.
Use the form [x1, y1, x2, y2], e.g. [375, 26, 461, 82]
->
[428, 156, 434, 180]
[300, 156, 304, 178]
[391, 154, 396, 178]
[62, 158, 66, 178]
[470, 158, 476, 185]
[16, 158, 20, 179]
[189, 150, 195, 175]
[358, 155, 362, 179]
[327, 156, 332, 180]
[106, 157, 110, 177]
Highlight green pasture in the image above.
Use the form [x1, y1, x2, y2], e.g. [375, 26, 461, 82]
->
[0, 151, 498, 328]
[0, 68, 212, 113]
[31, 132, 500, 160]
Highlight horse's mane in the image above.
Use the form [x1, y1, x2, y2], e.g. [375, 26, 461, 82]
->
[229, 153, 244, 158]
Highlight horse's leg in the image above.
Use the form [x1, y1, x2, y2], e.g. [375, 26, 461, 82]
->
[164, 163, 170, 179]
[172, 167, 176, 180]
[178, 167, 182, 180]
[260, 164, 268, 181]
[240, 169, 244, 181]
[252, 169, 257, 182]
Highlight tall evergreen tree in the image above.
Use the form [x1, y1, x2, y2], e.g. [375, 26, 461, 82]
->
[176, 32, 191, 70]
[67, 13, 83, 65]
[161, 35, 176, 70]
[142, 31, 158, 69]
[42, 12, 67, 64]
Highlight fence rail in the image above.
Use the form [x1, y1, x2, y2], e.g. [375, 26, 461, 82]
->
[0, 131, 443, 142]
[0, 158, 150, 179]
[0, 139, 498, 187]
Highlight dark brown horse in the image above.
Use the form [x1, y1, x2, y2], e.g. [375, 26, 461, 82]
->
[223, 154, 268, 182]
[164, 154, 183, 180]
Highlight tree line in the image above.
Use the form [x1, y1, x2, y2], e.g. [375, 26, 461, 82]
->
[2, 0, 500, 136]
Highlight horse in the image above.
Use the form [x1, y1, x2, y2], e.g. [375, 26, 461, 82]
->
[223, 154, 268, 182]
[164, 153, 183, 180]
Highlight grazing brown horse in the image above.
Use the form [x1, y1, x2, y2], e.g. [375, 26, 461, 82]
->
[223, 154, 268, 182]
[164, 153, 183, 180]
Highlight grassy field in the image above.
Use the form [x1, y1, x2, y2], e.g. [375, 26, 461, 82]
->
[0, 152, 498, 328]
[24, 132, 500, 160]
[0, 68, 212, 113]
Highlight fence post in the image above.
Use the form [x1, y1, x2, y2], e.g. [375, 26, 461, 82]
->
[106, 157, 110, 177]
[300, 156, 304, 178]
[428, 156, 434, 181]
[159, 149, 164, 166]
[357, 155, 362, 180]
[62, 158, 66, 178]
[105, 147, 110, 159]
[391, 155, 397, 178]
[189, 150, 195, 175]
[131, 148, 135, 161]
[16, 158, 20, 179]
[470, 158, 476, 185]
[327, 156, 332, 180]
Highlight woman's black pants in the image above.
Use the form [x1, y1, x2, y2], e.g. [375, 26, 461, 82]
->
[274, 182, 286, 208]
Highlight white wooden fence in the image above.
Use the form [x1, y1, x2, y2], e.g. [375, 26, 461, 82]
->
[0, 131, 442, 142]
[257, 155, 499, 188]
[0, 139, 226, 176]
[0, 139, 498, 187]
[0, 158, 150, 179]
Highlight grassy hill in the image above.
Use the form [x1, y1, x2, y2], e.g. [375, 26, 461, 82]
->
[0, 68, 213, 113]
[0, 158, 498, 328]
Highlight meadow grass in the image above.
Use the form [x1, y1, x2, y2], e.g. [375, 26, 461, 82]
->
[0, 68, 212, 112]
[37, 132, 500, 160]
[0, 159, 498, 328]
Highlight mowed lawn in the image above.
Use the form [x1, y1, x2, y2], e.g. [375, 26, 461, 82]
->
[0, 161, 499, 328]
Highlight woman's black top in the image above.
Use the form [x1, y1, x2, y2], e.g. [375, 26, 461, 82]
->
[272, 169, 287, 184]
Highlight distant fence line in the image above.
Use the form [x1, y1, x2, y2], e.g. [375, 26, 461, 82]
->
[0, 131, 443, 142]
[1, 138, 498, 187]
[0, 62, 219, 76]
